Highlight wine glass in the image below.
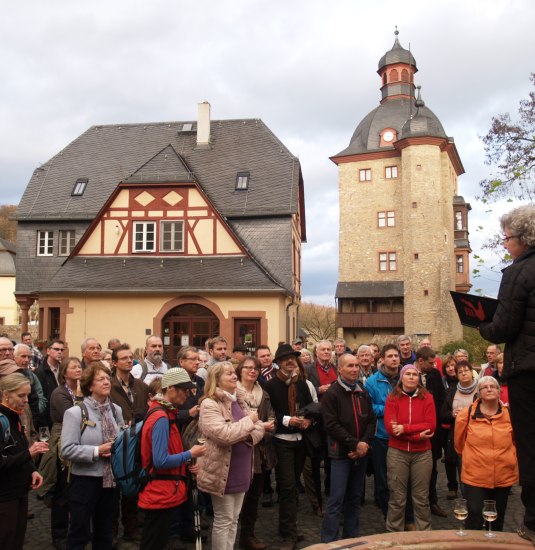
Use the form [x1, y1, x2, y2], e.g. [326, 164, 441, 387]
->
[453, 498, 468, 536]
[38, 427, 50, 442]
[197, 437, 206, 446]
[482, 499, 497, 538]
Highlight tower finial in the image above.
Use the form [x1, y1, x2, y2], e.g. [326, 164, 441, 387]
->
[394, 25, 399, 37]
[415, 85, 425, 113]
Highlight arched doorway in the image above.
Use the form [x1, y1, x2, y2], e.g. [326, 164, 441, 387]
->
[162, 303, 219, 364]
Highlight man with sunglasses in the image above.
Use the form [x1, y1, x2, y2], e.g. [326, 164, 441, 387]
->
[35, 339, 64, 427]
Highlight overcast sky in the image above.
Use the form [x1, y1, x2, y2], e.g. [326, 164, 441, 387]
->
[1, 0, 534, 303]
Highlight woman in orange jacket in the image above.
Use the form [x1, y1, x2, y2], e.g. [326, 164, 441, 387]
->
[454, 375, 518, 531]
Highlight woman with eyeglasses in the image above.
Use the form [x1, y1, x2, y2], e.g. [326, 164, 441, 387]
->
[0, 372, 48, 549]
[61, 361, 124, 549]
[454, 375, 517, 531]
[441, 360, 478, 500]
[478, 205, 535, 542]
[235, 357, 276, 550]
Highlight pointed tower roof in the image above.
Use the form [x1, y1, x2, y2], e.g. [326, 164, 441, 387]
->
[378, 28, 417, 71]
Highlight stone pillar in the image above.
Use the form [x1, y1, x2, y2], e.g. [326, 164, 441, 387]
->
[15, 295, 36, 333]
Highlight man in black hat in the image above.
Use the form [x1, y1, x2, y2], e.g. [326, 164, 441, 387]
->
[265, 344, 313, 550]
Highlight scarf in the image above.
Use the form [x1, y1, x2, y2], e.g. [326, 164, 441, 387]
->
[276, 369, 298, 416]
[378, 364, 399, 388]
[338, 375, 357, 391]
[87, 396, 116, 489]
[153, 394, 177, 411]
[237, 381, 263, 409]
[457, 379, 478, 395]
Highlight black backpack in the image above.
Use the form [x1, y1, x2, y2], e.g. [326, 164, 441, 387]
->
[111, 406, 185, 497]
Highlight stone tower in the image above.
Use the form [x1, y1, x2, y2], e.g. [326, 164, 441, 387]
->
[332, 31, 470, 349]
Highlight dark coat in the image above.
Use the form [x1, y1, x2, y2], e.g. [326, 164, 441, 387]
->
[480, 248, 535, 379]
[0, 404, 36, 502]
[110, 373, 149, 424]
[420, 367, 446, 459]
[305, 362, 337, 395]
[321, 380, 376, 459]
[264, 376, 312, 436]
[35, 362, 59, 428]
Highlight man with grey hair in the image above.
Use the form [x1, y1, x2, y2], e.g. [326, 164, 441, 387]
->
[131, 335, 168, 385]
[81, 337, 102, 369]
[397, 335, 416, 366]
[333, 338, 347, 365]
[306, 340, 337, 399]
[356, 344, 375, 383]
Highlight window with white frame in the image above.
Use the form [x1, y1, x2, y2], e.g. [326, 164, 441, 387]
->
[59, 230, 75, 256]
[359, 168, 372, 182]
[235, 172, 250, 190]
[455, 211, 464, 230]
[379, 251, 397, 271]
[385, 166, 398, 179]
[378, 211, 395, 227]
[133, 222, 156, 252]
[160, 221, 184, 252]
[37, 231, 54, 256]
[71, 178, 88, 196]
[456, 255, 464, 273]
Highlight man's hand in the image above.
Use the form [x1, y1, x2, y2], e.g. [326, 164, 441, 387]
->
[318, 384, 331, 394]
[189, 405, 200, 418]
[31, 471, 43, 489]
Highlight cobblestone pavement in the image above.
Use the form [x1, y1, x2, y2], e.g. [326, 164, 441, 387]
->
[25, 468, 526, 549]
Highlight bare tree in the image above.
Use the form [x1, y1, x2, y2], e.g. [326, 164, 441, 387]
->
[298, 302, 336, 342]
[0, 204, 17, 243]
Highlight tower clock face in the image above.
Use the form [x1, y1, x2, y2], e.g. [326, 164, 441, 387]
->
[383, 130, 395, 142]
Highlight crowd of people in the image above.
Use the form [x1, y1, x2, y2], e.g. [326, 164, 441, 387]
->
[0, 204, 534, 550]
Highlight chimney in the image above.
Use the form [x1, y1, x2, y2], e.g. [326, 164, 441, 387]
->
[197, 101, 211, 146]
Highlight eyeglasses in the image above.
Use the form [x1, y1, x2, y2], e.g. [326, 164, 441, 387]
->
[50, 347, 64, 352]
[502, 235, 517, 243]
[0, 348, 13, 353]
[183, 357, 199, 361]
[242, 366, 260, 371]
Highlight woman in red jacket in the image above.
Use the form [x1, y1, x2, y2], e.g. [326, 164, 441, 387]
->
[384, 364, 436, 531]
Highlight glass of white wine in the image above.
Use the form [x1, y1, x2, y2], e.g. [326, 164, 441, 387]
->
[38, 426, 50, 442]
[453, 498, 468, 536]
[197, 437, 206, 446]
[482, 499, 497, 538]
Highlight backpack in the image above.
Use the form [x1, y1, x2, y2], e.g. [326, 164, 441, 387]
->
[0, 412, 11, 445]
[111, 406, 185, 498]
[78, 401, 118, 435]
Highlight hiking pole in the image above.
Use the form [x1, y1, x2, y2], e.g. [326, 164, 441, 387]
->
[191, 436, 206, 550]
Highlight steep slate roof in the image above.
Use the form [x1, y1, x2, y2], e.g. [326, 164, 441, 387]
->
[0, 238, 16, 276]
[16, 118, 304, 295]
[42, 257, 283, 293]
[336, 281, 404, 299]
[16, 119, 302, 221]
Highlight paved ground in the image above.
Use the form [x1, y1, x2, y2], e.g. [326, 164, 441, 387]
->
[24, 467, 527, 549]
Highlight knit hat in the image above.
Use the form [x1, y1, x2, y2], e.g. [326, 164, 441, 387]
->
[161, 367, 196, 389]
[0, 359, 20, 377]
[399, 363, 418, 381]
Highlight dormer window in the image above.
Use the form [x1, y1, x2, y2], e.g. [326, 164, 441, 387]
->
[236, 172, 250, 190]
[72, 178, 88, 196]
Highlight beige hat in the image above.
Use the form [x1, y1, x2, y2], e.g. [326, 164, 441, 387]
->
[0, 359, 20, 377]
[161, 367, 196, 389]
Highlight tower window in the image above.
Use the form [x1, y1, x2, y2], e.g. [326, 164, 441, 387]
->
[456, 255, 464, 273]
[379, 251, 397, 271]
[236, 172, 250, 190]
[401, 69, 409, 82]
[385, 166, 398, 179]
[389, 69, 399, 82]
[378, 211, 395, 227]
[359, 169, 372, 182]
[455, 211, 464, 230]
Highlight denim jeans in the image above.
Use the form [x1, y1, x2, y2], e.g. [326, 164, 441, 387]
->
[372, 437, 389, 518]
[321, 456, 367, 542]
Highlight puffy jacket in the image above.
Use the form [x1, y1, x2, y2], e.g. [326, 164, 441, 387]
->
[138, 402, 188, 510]
[321, 378, 376, 459]
[454, 398, 518, 488]
[365, 369, 397, 440]
[384, 390, 436, 453]
[480, 247, 535, 379]
[197, 389, 264, 496]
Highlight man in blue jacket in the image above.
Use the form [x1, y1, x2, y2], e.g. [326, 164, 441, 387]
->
[365, 344, 400, 519]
